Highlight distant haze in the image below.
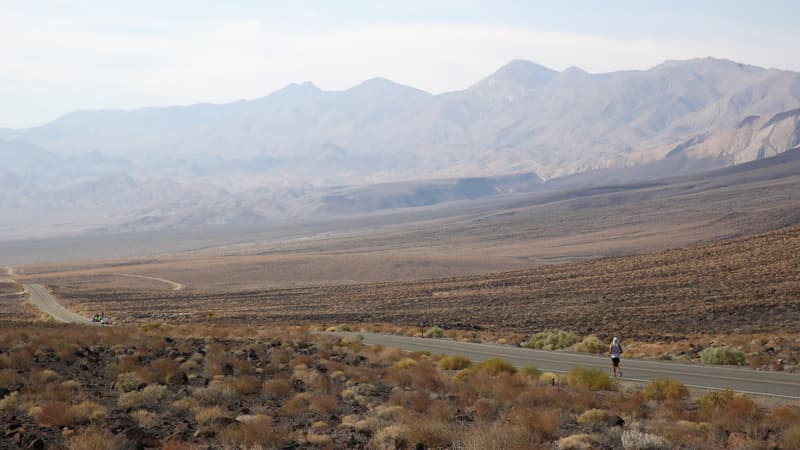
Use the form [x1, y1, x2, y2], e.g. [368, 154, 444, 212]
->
[1, 57, 799, 240]
[2, 2, 800, 128]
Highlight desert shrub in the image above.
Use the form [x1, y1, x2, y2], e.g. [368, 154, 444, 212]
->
[0, 391, 20, 412]
[557, 433, 595, 450]
[621, 430, 670, 450]
[335, 324, 351, 332]
[115, 372, 143, 393]
[437, 355, 471, 370]
[118, 384, 169, 410]
[574, 335, 606, 354]
[643, 378, 689, 401]
[219, 415, 284, 448]
[509, 405, 562, 440]
[0, 368, 20, 387]
[769, 405, 800, 427]
[523, 330, 579, 350]
[696, 389, 735, 415]
[170, 396, 198, 412]
[567, 367, 614, 391]
[130, 409, 158, 428]
[424, 326, 445, 338]
[539, 372, 560, 385]
[519, 364, 541, 379]
[65, 425, 126, 450]
[309, 394, 338, 414]
[784, 426, 800, 450]
[476, 358, 516, 375]
[700, 346, 746, 365]
[577, 408, 619, 432]
[230, 375, 261, 396]
[394, 357, 417, 369]
[263, 378, 293, 400]
[30, 400, 106, 426]
[196, 405, 228, 424]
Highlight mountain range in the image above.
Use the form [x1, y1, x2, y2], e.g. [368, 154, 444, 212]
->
[1, 57, 799, 239]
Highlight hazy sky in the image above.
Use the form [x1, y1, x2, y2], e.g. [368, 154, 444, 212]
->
[2, 0, 799, 128]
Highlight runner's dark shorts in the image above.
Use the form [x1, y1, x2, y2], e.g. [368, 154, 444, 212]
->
[611, 357, 620, 366]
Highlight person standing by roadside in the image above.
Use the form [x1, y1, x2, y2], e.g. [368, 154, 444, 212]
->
[610, 337, 623, 377]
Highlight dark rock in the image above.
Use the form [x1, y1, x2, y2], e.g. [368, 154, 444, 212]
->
[26, 437, 45, 449]
[125, 427, 160, 449]
[221, 363, 234, 376]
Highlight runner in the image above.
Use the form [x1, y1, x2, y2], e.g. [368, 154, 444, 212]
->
[610, 337, 623, 377]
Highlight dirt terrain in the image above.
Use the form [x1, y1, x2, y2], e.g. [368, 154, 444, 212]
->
[33, 226, 799, 344]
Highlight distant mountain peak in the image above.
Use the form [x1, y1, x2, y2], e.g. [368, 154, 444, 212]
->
[472, 59, 558, 92]
[347, 77, 432, 96]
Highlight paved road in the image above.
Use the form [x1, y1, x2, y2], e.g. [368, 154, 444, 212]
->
[24, 284, 95, 325]
[339, 332, 800, 399]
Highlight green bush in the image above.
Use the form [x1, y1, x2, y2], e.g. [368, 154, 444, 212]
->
[700, 347, 746, 365]
[523, 330, 579, 350]
[424, 326, 445, 338]
[574, 335, 606, 354]
[644, 378, 688, 401]
[437, 355, 472, 370]
[567, 367, 614, 391]
[519, 364, 541, 379]
[476, 358, 516, 375]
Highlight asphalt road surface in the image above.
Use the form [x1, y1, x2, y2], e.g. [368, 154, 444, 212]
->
[24, 284, 95, 325]
[338, 332, 800, 399]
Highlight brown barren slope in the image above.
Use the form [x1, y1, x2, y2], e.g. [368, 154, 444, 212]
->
[49, 226, 800, 341]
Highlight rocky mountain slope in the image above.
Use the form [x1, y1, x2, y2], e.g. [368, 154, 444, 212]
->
[1, 57, 800, 238]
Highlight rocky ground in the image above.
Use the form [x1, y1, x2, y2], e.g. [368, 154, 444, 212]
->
[1, 323, 799, 449]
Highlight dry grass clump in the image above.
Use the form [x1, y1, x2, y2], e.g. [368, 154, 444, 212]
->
[577, 408, 621, 432]
[620, 429, 670, 450]
[263, 378, 294, 400]
[0, 391, 21, 412]
[0, 368, 20, 387]
[195, 405, 228, 424]
[424, 326, 445, 338]
[523, 330, 579, 350]
[643, 378, 688, 401]
[218, 414, 284, 448]
[130, 409, 159, 428]
[557, 433, 596, 450]
[117, 384, 169, 410]
[701, 346, 747, 365]
[65, 425, 126, 450]
[30, 400, 107, 426]
[437, 354, 472, 370]
[115, 372, 143, 392]
[476, 358, 516, 375]
[574, 335, 606, 354]
[567, 367, 614, 391]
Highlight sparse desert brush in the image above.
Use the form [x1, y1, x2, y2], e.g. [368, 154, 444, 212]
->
[30, 400, 106, 426]
[309, 394, 338, 414]
[195, 405, 228, 423]
[230, 374, 261, 395]
[523, 330, 579, 350]
[115, 372, 143, 392]
[539, 371, 560, 385]
[0, 368, 20, 387]
[476, 357, 516, 375]
[282, 392, 312, 415]
[141, 357, 180, 383]
[574, 335, 606, 354]
[784, 426, 800, 449]
[170, 396, 198, 411]
[700, 346, 747, 365]
[620, 429, 670, 450]
[508, 405, 562, 441]
[219, 414, 284, 448]
[643, 378, 688, 401]
[577, 408, 620, 432]
[65, 425, 126, 450]
[335, 324, 351, 332]
[118, 384, 169, 410]
[131, 409, 159, 428]
[769, 405, 800, 427]
[0, 391, 21, 412]
[394, 357, 417, 369]
[437, 354, 472, 370]
[370, 424, 412, 449]
[32, 368, 60, 384]
[519, 364, 541, 379]
[567, 368, 614, 391]
[454, 422, 533, 450]
[263, 378, 293, 400]
[424, 326, 445, 338]
[471, 397, 499, 421]
[557, 433, 596, 450]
